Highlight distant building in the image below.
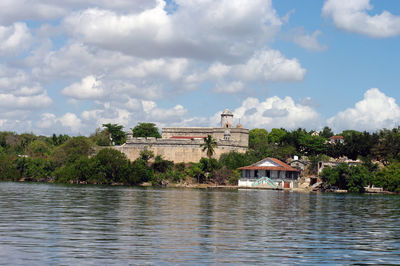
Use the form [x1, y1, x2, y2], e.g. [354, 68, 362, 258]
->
[328, 135, 344, 144]
[288, 159, 310, 173]
[238, 157, 299, 189]
[318, 158, 362, 175]
[114, 109, 249, 163]
[311, 131, 320, 136]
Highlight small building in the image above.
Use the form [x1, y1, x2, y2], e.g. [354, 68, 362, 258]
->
[238, 158, 299, 189]
[328, 135, 344, 144]
[318, 158, 362, 175]
[288, 159, 310, 174]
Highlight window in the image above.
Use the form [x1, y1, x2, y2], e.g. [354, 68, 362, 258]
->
[245, 170, 250, 178]
[254, 170, 258, 178]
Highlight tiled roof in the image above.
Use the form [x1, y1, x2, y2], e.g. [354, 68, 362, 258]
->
[329, 135, 344, 139]
[238, 157, 299, 172]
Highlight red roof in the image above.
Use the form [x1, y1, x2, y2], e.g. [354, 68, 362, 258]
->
[170, 136, 206, 139]
[330, 135, 344, 139]
[239, 157, 299, 172]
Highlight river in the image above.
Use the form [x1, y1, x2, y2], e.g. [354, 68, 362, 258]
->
[0, 182, 399, 265]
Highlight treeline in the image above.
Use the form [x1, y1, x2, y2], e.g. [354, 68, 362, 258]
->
[0, 125, 241, 186]
[1, 124, 400, 192]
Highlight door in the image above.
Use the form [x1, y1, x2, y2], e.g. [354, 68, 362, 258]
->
[284, 181, 291, 188]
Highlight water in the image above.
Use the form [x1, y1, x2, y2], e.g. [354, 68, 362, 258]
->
[0, 182, 399, 265]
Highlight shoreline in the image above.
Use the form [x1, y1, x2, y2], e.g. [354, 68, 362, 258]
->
[4, 179, 398, 194]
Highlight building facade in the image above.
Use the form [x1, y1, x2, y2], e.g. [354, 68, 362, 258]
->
[238, 157, 299, 189]
[115, 109, 249, 163]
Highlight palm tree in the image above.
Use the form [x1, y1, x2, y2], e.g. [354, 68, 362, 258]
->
[201, 135, 217, 159]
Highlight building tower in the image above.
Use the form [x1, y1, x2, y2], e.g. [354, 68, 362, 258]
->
[221, 109, 233, 128]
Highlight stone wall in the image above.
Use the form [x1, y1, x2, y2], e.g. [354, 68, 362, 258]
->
[114, 136, 248, 163]
[161, 127, 249, 147]
[114, 124, 249, 163]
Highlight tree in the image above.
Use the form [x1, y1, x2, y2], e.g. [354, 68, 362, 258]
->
[320, 126, 334, 138]
[140, 149, 154, 163]
[268, 128, 287, 144]
[51, 136, 93, 167]
[102, 123, 126, 145]
[131, 123, 161, 138]
[249, 128, 268, 149]
[201, 135, 217, 159]
[374, 161, 400, 192]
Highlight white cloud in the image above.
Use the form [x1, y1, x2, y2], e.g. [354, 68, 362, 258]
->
[61, 75, 104, 100]
[0, 0, 158, 24]
[37, 112, 84, 134]
[234, 50, 306, 82]
[292, 29, 327, 51]
[323, 0, 400, 38]
[63, 0, 282, 61]
[0, 22, 32, 54]
[229, 96, 321, 130]
[327, 88, 400, 132]
[0, 93, 52, 110]
[213, 81, 245, 93]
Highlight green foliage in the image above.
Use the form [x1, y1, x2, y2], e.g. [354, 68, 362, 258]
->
[152, 155, 173, 173]
[51, 136, 93, 167]
[90, 128, 111, 146]
[102, 123, 126, 145]
[249, 128, 268, 149]
[320, 126, 334, 138]
[131, 123, 161, 138]
[140, 149, 154, 163]
[130, 158, 153, 184]
[22, 157, 53, 181]
[268, 128, 287, 144]
[187, 163, 205, 183]
[93, 148, 131, 183]
[320, 164, 369, 192]
[219, 151, 251, 170]
[374, 161, 400, 192]
[199, 157, 221, 173]
[27, 139, 51, 158]
[0, 153, 19, 181]
[49, 134, 70, 146]
[201, 135, 217, 158]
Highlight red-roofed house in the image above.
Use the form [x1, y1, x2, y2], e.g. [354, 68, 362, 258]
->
[328, 135, 344, 144]
[238, 157, 299, 188]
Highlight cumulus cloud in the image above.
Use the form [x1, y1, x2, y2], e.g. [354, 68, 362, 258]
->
[0, 93, 52, 110]
[206, 49, 306, 91]
[234, 50, 306, 81]
[327, 88, 400, 132]
[36, 112, 84, 134]
[0, 22, 32, 54]
[0, 0, 158, 24]
[228, 96, 321, 130]
[63, 0, 282, 61]
[61, 75, 104, 100]
[323, 0, 400, 38]
[292, 29, 328, 51]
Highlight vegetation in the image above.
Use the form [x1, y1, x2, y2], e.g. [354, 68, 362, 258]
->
[132, 123, 161, 138]
[201, 135, 217, 158]
[1, 123, 400, 193]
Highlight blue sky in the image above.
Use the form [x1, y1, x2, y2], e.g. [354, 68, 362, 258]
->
[1, 0, 400, 135]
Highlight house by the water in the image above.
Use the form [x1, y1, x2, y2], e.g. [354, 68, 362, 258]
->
[238, 157, 299, 189]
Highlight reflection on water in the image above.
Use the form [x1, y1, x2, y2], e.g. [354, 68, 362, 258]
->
[0, 182, 399, 264]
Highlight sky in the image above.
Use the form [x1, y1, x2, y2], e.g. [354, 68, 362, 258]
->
[1, 0, 400, 135]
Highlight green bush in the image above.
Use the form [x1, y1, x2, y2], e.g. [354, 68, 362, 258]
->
[374, 161, 400, 192]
